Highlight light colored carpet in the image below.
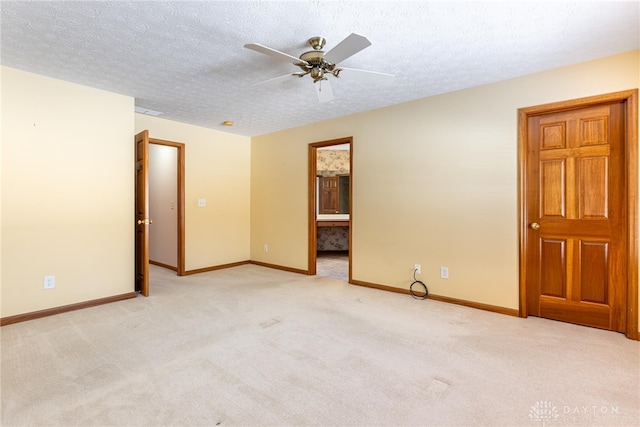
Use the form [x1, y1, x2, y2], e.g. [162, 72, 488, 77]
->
[316, 252, 348, 282]
[1, 264, 639, 427]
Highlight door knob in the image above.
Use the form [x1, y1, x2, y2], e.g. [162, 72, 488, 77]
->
[530, 222, 540, 230]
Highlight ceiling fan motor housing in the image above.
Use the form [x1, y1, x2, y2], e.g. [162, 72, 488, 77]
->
[298, 37, 337, 81]
[299, 50, 325, 65]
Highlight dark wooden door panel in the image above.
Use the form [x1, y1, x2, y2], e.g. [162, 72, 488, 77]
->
[135, 130, 150, 296]
[578, 156, 609, 218]
[540, 297, 611, 329]
[540, 239, 566, 298]
[578, 240, 609, 304]
[540, 159, 566, 218]
[526, 102, 625, 332]
[319, 176, 339, 214]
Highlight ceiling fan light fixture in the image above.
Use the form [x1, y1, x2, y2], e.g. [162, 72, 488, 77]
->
[310, 67, 324, 80]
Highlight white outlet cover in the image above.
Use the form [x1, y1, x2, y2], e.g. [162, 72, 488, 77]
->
[43, 275, 55, 289]
[197, 198, 206, 207]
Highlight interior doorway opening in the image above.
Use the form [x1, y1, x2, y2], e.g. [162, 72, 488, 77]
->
[308, 137, 353, 281]
[148, 138, 186, 277]
[135, 131, 186, 297]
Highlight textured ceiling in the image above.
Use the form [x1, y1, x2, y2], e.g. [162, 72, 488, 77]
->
[1, 1, 639, 137]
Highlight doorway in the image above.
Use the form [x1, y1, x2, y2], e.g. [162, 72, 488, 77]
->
[308, 137, 353, 281]
[148, 138, 186, 276]
[134, 131, 186, 297]
[518, 90, 638, 339]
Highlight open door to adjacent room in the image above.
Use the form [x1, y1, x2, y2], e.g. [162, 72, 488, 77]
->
[308, 137, 353, 281]
[135, 132, 186, 297]
[134, 130, 150, 296]
[148, 138, 186, 276]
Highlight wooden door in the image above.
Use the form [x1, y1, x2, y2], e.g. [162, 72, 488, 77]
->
[319, 176, 339, 214]
[524, 102, 626, 331]
[135, 130, 150, 296]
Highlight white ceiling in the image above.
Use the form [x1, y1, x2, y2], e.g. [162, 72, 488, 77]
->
[1, 1, 638, 137]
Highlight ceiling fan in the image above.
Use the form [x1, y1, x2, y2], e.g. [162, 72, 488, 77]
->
[244, 33, 394, 103]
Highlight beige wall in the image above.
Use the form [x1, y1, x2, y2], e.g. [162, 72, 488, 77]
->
[134, 115, 251, 271]
[251, 137, 309, 268]
[250, 51, 640, 322]
[149, 143, 178, 267]
[1, 67, 134, 317]
[2, 50, 638, 332]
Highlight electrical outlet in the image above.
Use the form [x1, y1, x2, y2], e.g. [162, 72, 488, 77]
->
[414, 264, 421, 274]
[43, 275, 55, 289]
[440, 267, 449, 279]
[263, 244, 269, 253]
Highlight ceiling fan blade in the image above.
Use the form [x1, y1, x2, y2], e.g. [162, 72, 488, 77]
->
[253, 73, 299, 86]
[314, 79, 334, 103]
[335, 67, 395, 85]
[323, 33, 371, 65]
[244, 43, 309, 65]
